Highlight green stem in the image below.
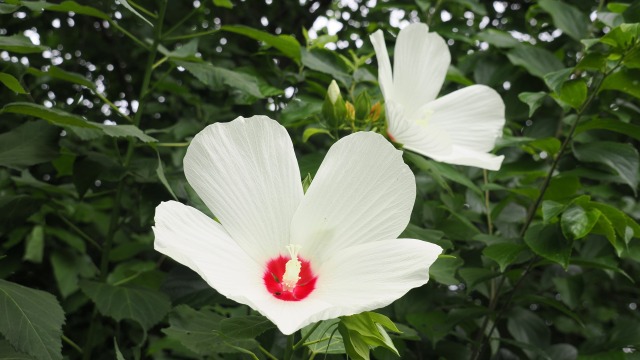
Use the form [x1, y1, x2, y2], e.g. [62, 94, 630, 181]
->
[58, 215, 102, 251]
[283, 333, 295, 360]
[259, 345, 279, 360]
[483, 170, 493, 235]
[163, 6, 200, 38]
[62, 334, 83, 354]
[126, 0, 157, 18]
[109, 21, 150, 50]
[165, 28, 218, 41]
[96, 92, 133, 123]
[293, 322, 321, 350]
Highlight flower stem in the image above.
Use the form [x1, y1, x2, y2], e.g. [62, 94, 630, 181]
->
[259, 345, 279, 360]
[283, 333, 295, 360]
[293, 322, 321, 350]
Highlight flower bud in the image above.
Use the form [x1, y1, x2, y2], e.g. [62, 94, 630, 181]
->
[327, 80, 341, 104]
[370, 102, 382, 122]
[355, 91, 371, 120]
[345, 102, 356, 121]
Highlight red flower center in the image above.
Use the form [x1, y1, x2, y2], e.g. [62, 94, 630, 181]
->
[263, 255, 317, 301]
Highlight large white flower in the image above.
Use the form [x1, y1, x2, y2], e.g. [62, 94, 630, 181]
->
[153, 116, 442, 335]
[370, 23, 506, 171]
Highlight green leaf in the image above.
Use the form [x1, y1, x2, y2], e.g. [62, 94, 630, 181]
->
[29, 66, 96, 90]
[405, 152, 483, 195]
[557, 79, 588, 110]
[429, 256, 463, 285]
[80, 281, 171, 330]
[221, 25, 300, 61]
[302, 320, 345, 355]
[339, 323, 370, 360]
[483, 243, 527, 272]
[302, 173, 312, 193]
[458, 267, 499, 289]
[174, 60, 263, 98]
[155, 152, 178, 200]
[213, 0, 233, 8]
[561, 205, 601, 241]
[219, 316, 275, 338]
[542, 200, 566, 223]
[300, 48, 351, 86]
[506, 308, 551, 358]
[446, 65, 474, 86]
[339, 313, 400, 359]
[600, 68, 640, 99]
[23, 225, 44, 263]
[0, 73, 27, 93]
[118, 0, 153, 27]
[518, 91, 547, 117]
[576, 118, 640, 141]
[0, 339, 34, 359]
[0, 279, 65, 360]
[599, 23, 640, 50]
[1, 102, 96, 128]
[0, 34, 47, 54]
[302, 127, 332, 142]
[507, 45, 563, 79]
[17, 1, 110, 20]
[0, 120, 59, 169]
[538, 0, 589, 41]
[573, 141, 639, 195]
[524, 223, 572, 268]
[162, 305, 259, 355]
[543, 68, 573, 93]
[98, 124, 158, 142]
[476, 29, 519, 48]
[401, 223, 452, 250]
[587, 201, 640, 243]
[406, 311, 449, 346]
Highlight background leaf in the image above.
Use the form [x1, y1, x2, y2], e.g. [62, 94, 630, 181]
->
[0, 279, 65, 360]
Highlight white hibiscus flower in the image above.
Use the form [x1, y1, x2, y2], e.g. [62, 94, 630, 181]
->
[153, 116, 442, 335]
[370, 23, 506, 171]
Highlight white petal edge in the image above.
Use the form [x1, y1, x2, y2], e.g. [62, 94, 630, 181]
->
[313, 238, 443, 314]
[413, 145, 505, 171]
[153, 201, 263, 301]
[428, 85, 506, 153]
[370, 29, 395, 101]
[290, 132, 416, 264]
[392, 23, 450, 118]
[183, 116, 303, 264]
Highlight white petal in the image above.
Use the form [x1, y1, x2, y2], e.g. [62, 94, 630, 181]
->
[386, 100, 452, 155]
[428, 85, 506, 153]
[392, 23, 450, 117]
[370, 29, 394, 101]
[153, 201, 262, 301]
[183, 116, 303, 263]
[423, 146, 505, 171]
[290, 132, 415, 264]
[314, 239, 442, 312]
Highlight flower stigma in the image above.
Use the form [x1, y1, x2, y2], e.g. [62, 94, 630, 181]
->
[282, 244, 301, 291]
